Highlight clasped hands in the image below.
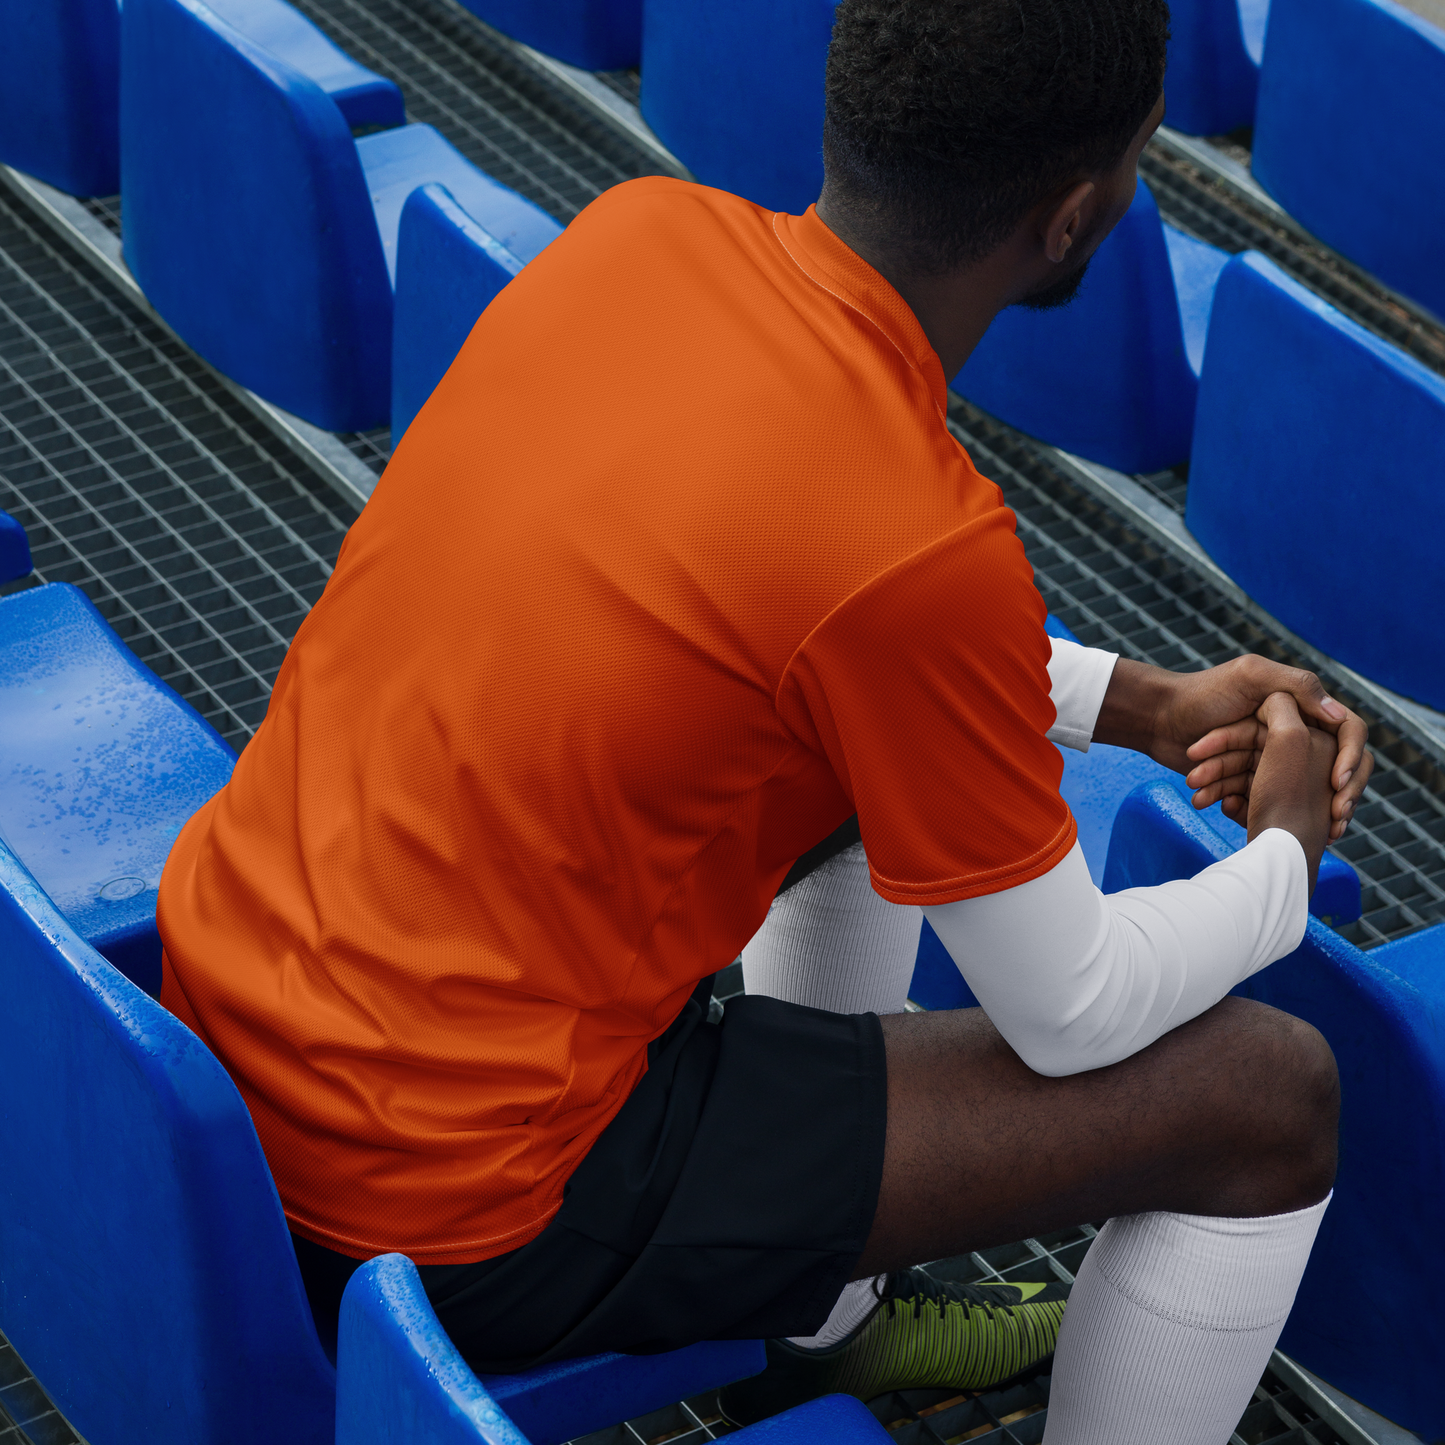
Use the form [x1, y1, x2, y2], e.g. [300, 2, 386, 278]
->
[1095, 654, 1374, 889]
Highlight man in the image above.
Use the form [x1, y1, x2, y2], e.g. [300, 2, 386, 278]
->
[158, 1, 1373, 1440]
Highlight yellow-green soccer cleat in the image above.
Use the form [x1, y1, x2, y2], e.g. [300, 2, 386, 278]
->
[717, 1269, 1068, 1427]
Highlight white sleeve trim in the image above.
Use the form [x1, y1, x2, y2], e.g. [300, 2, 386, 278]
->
[1046, 638, 1119, 752]
[922, 830, 1310, 1076]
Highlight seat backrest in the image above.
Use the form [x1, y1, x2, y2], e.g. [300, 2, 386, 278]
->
[455, 0, 641, 71]
[204, 0, 405, 130]
[339, 1256, 850, 1445]
[0, 506, 32, 581]
[0, 583, 236, 994]
[1252, 0, 1445, 322]
[1103, 778, 1445, 1441]
[390, 183, 554, 445]
[122, 0, 394, 431]
[340, 1255, 766, 1445]
[1161, 0, 1265, 135]
[0, 837, 335, 1445]
[0, 0, 120, 196]
[338, 1255, 530, 1445]
[640, 0, 839, 213]
[1185, 251, 1445, 710]
[953, 181, 1201, 474]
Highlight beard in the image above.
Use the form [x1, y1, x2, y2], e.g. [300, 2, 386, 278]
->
[1015, 254, 1093, 311]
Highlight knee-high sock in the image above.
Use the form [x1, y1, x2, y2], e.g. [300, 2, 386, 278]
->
[1043, 1194, 1331, 1445]
[743, 841, 920, 1346]
[742, 842, 922, 1016]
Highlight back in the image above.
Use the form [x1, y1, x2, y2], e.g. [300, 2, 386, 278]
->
[159, 179, 1071, 1267]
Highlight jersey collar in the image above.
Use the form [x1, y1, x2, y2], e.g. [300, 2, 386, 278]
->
[772, 205, 949, 416]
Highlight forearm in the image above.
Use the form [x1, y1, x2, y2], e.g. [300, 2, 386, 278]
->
[922, 834, 1309, 1076]
[1090, 656, 1176, 755]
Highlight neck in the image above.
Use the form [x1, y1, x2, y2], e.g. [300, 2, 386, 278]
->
[813, 194, 1013, 380]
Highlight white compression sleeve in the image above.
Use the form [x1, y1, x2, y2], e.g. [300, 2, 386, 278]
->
[1044, 1195, 1331, 1445]
[1046, 638, 1118, 753]
[742, 841, 922, 1016]
[923, 833, 1309, 1076]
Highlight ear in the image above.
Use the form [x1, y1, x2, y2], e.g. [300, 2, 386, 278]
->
[1042, 180, 1096, 265]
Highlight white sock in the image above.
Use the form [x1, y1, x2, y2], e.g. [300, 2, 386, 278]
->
[742, 842, 923, 1016]
[787, 1275, 882, 1350]
[1043, 1193, 1332, 1445]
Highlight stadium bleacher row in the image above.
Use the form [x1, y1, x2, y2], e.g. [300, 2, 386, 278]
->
[0, 0, 1443, 1441]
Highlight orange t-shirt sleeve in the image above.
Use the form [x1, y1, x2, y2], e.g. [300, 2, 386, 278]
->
[776, 505, 1076, 906]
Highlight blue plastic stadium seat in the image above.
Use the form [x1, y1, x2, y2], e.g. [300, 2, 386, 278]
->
[1104, 780, 1445, 1441]
[453, 0, 641, 71]
[0, 506, 32, 581]
[1186, 252, 1445, 711]
[0, 0, 120, 197]
[0, 835, 335, 1445]
[953, 182, 1230, 474]
[391, 182, 562, 446]
[908, 613, 1359, 1009]
[122, 0, 557, 433]
[1252, 0, 1445, 323]
[640, 0, 837, 215]
[1161, 0, 1269, 136]
[0, 582, 236, 996]
[338, 1254, 882, 1445]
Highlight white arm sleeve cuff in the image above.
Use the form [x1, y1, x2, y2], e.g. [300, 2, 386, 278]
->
[1046, 638, 1119, 752]
[922, 830, 1309, 1076]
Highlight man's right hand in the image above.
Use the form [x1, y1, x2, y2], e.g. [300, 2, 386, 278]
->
[1245, 693, 1337, 894]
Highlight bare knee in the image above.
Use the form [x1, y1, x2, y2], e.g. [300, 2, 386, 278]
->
[1203, 998, 1339, 1213]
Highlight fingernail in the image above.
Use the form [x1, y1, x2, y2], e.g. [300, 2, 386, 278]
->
[1340, 769, 1353, 788]
[1323, 698, 1346, 721]
[1344, 800, 1354, 817]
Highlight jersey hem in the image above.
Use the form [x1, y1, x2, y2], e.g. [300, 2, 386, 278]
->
[284, 1201, 561, 1265]
[869, 813, 1078, 906]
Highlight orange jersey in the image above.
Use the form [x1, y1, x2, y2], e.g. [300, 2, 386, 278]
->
[158, 179, 1074, 1264]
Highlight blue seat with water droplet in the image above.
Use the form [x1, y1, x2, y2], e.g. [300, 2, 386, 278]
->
[122, 0, 558, 432]
[1102, 777, 1445, 1441]
[0, 581, 236, 995]
[0, 825, 337, 1445]
[337, 1254, 877, 1445]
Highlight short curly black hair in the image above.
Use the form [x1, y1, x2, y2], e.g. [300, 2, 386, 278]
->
[824, 0, 1171, 274]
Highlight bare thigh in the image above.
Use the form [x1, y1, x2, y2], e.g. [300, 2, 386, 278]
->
[853, 997, 1338, 1279]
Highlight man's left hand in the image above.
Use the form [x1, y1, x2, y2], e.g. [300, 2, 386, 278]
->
[1094, 655, 1373, 841]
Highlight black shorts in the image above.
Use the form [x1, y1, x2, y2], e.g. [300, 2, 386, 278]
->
[294, 973, 887, 1372]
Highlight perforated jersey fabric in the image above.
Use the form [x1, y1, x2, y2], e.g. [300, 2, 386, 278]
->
[158, 178, 1074, 1263]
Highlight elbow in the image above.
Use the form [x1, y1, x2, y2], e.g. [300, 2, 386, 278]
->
[996, 1019, 1146, 1078]
[996, 1024, 1110, 1079]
